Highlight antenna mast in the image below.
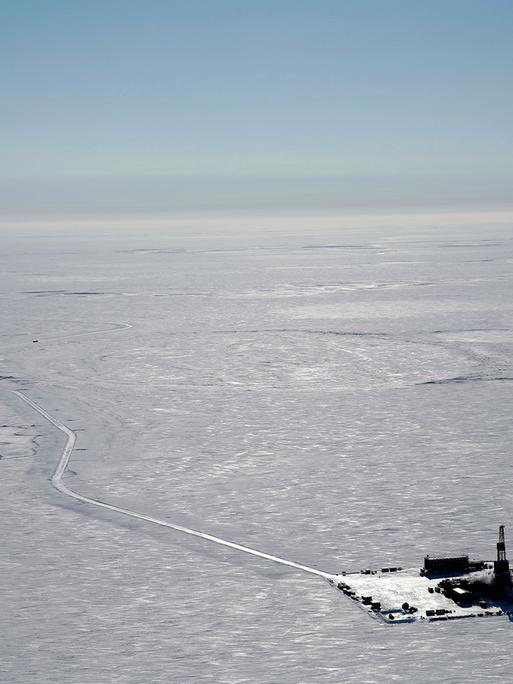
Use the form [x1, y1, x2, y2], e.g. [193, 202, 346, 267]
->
[497, 525, 507, 562]
[494, 525, 511, 584]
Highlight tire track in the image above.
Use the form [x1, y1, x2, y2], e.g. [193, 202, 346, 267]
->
[12, 390, 333, 580]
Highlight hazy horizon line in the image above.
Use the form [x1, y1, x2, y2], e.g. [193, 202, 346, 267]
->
[2, 208, 513, 238]
[1, 173, 512, 220]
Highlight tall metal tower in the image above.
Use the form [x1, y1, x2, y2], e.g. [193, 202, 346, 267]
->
[494, 525, 511, 583]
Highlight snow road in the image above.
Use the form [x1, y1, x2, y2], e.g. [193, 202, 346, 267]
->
[12, 389, 332, 580]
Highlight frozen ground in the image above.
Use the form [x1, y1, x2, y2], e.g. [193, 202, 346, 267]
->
[1, 216, 513, 682]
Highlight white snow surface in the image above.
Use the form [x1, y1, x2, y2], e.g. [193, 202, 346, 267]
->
[1, 219, 513, 682]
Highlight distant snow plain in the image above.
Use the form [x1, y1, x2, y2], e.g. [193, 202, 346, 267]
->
[1, 216, 513, 683]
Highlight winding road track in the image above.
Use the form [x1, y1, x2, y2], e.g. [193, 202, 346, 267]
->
[12, 389, 333, 581]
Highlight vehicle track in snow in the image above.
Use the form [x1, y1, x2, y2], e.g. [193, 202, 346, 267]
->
[12, 389, 333, 581]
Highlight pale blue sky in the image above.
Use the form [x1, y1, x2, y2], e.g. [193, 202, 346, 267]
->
[1, 0, 512, 215]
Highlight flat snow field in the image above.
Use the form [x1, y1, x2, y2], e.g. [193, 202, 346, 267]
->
[1, 217, 513, 683]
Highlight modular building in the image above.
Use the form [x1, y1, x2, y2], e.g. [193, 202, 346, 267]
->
[423, 555, 469, 576]
[445, 586, 474, 605]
